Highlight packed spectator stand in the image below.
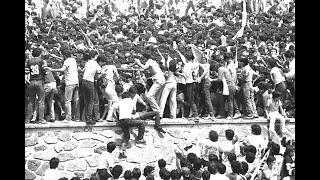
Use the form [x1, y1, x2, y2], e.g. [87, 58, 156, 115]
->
[25, 0, 295, 179]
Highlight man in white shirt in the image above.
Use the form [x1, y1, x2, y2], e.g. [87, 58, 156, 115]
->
[81, 53, 106, 124]
[135, 56, 166, 133]
[243, 124, 268, 152]
[97, 141, 116, 172]
[45, 48, 80, 122]
[44, 157, 61, 180]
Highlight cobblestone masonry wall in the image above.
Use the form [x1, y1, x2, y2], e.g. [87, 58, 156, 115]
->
[25, 123, 295, 180]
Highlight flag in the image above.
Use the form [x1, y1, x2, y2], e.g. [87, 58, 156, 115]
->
[232, 0, 247, 40]
[133, 35, 140, 45]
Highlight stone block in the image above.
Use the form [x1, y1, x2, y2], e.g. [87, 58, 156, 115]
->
[85, 154, 100, 167]
[25, 169, 36, 179]
[25, 135, 38, 147]
[74, 172, 85, 178]
[90, 134, 106, 143]
[35, 162, 49, 176]
[27, 159, 41, 172]
[167, 130, 185, 139]
[59, 171, 74, 179]
[25, 133, 32, 138]
[63, 141, 78, 151]
[94, 146, 108, 154]
[34, 145, 48, 152]
[73, 133, 91, 141]
[99, 130, 114, 138]
[34, 150, 57, 161]
[76, 148, 94, 158]
[80, 140, 99, 148]
[66, 159, 87, 172]
[58, 163, 65, 170]
[58, 131, 71, 142]
[43, 133, 58, 144]
[54, 144, 64, 153]
[57, 152, 76, 162]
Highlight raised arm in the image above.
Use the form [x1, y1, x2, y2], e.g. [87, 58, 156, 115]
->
[176, 49, 187, 64]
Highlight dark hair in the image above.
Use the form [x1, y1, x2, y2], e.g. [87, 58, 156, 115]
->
[217, 163, 226, 174]
[208, 154, 218, 162]
[32, 48, 42, 57]
[132, 167, 142, 179]
[115, 85, 124, 94]
[111, 165, 123, 179]
[170, 169, 182, 180]
[231, 161, 242, 174]
[159, 168, 171, 180]
[193, 158, 203, 171]
[245, 152, 255, 163]
[251, 124, 262, 135]
[129, 85, 138, 94]
[225, 129, 234, 141]
[240, 57, 249, 66]
[107, 141, 116, 153]
[70, 177, 81, 180]
[143, 166, 155, 177]
[207, 163, 217, 174]
[209, 130, 219, 142]
[62, 48, 72, 58]
[266, 155, 276, 164]
[228, 153, 237, 163]
[123, 170, 133, 180]
[158, 159, 167, 169]
[187, 153, 197, 164]
[246, 145, 257, 155]
[202, 170, 211, 180]
[49, 157, 60, 169]
[284, 50, 294, 58]
[240, 161, 249, 175]
[122, 91, 131, 99]
[268, 141, 280, 155]
[97, 168, 111, 180]
[272, 91, 282, 99]
[96, 54, 106, 63]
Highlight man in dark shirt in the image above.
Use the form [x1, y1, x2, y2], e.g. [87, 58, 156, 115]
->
[25, 48, 47, 124]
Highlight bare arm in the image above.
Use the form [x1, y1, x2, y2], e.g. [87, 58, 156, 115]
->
[176, 49, 187, 64]
[135, 58, 149, 70]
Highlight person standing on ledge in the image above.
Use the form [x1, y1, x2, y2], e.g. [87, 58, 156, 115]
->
[134, 54, 166, 134]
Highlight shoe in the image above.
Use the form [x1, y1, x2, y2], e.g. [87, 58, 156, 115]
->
[136, 139, 146, 145]
[38, 120, 47, 124]
[155, 126, 166, 134]
[243, 115, 254, 119]
[73, 119, 81, 122]
[61, 119, 70, 123]
[96, 119, 104, 122]
[118, 152, 127, 159]
[86, 120, 96, 125]
[226, 116, 233, 120]
[49, 119, 55, 122]
[233, 113, 241, 119]
[253, 114, 260, 118]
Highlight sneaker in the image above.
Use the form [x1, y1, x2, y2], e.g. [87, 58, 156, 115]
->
[253, 114, 260, 118]
[155, 126, 166, 134]
[49, 119, 55, 123]
[73, 119, 81, 122]
[243, 115, 254, 119]
[233, 113, 241, 119]
[226, 116, 233, 120]
[38, 120, 47, 124]
[61, 119, 70, 123]
[118, 152, 127, 159]
[96, 119, 104, 122]
[216, 115, 225, 119]
[136, 139, 146, 145]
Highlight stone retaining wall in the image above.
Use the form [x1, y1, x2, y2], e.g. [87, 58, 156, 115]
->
[25, 119, 295, 180]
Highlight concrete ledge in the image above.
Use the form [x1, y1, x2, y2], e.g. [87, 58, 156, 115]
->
[25, 118, 295, 132]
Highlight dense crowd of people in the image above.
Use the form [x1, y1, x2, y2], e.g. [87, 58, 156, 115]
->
[42, 124, 295, 180]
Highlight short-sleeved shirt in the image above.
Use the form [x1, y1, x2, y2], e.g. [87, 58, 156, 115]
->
[117, 98, 136, 120]
[97, 151, 115, 169]
[227, 62, 238, 83]
[83, 60, 101, 82]
[270, 67, 285, 85]
[144, 59, 165, 83]
[63, 58, 79, 85]
[26, 57, 47, 81]
[266, 96, 282, 113]
[184, 61, 199, 83]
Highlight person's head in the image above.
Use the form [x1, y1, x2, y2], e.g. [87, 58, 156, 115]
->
[106, 55, 113, 65]
[181, 167, 190, 179]
[107, 141, 116, 153]
[208, 130, 219, 142]
[70, 177, 81, 180]
[143, 166, 155, 177]
[158, 159, 167, 169]
[284, 50, 294, 60]
[245, 152, 256, 163]
[132, 167, 142, 180]
[268, 141, 280, 156]
[111, 165, 123, 179]
[159, 168, 171, 180]
[208, 154, 218, 163]
[129, 85, 138, 99]
[266, 155, 276, 168]
[32, 48, 42, 57]
[202, 170, 210, 180]
[207, 163, 217, 175]
[123, 170, 133, 180]
[239, 57, 249, 67]
[240, 161, 249, 175]
[225, 129, 234, 141]
[228, 153, 237, 163]
[251, 124, 261, 135]
[186, 153, 197, 164]
[170, 169, 182, 180]
[97, 168, 112, 180]
[231, 161, 242, 174]
[96, 54, 106, 66]
[217, 163, 226, 174]
[62, 48, 72, 58]
[193, 158, 203, 171]
[49, 157, 60, 169]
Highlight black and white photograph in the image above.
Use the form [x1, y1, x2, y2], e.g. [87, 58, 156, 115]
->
[25, 0, 295, 179]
